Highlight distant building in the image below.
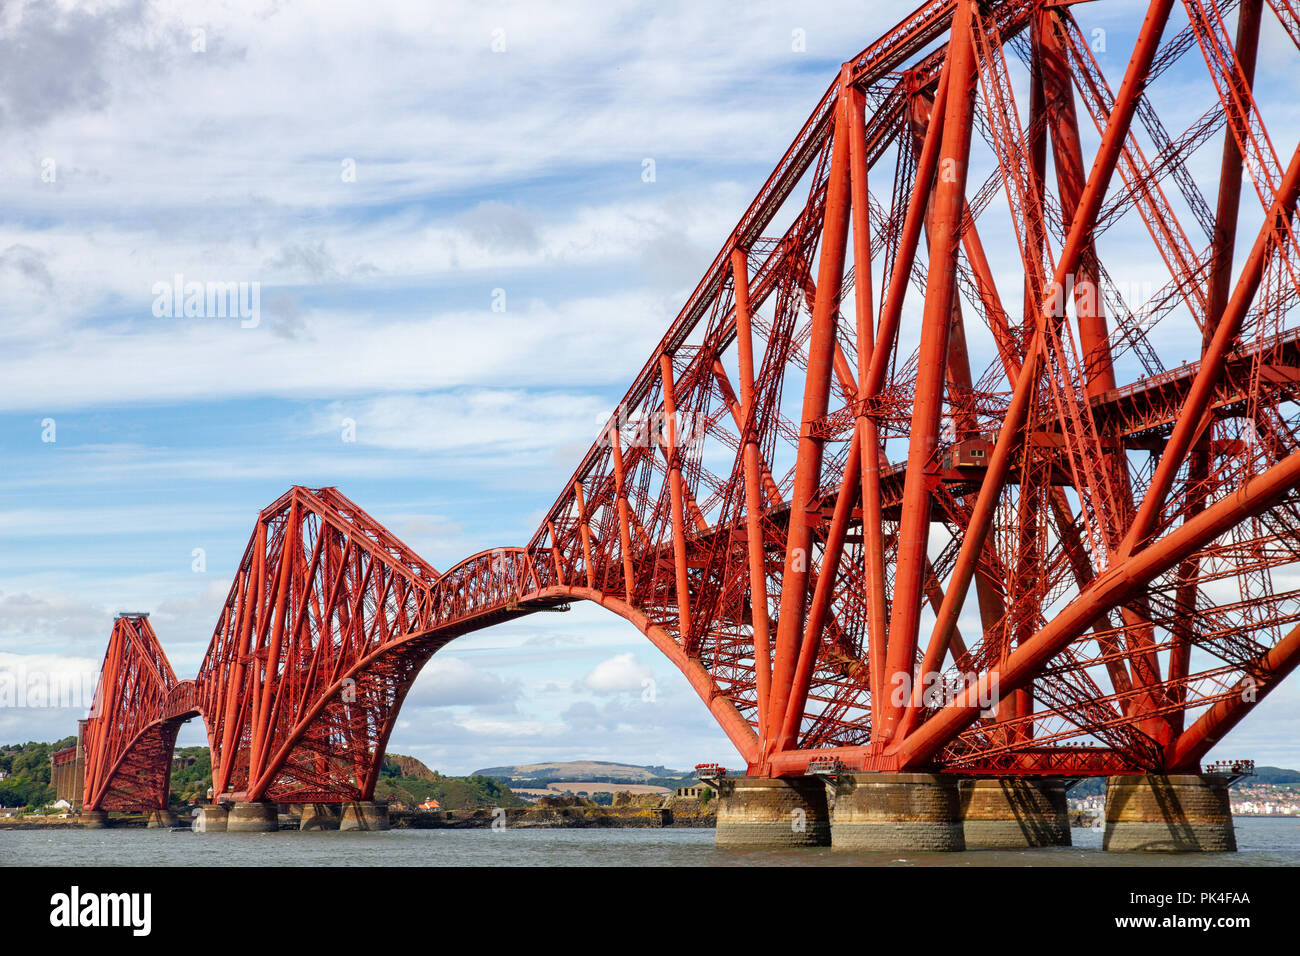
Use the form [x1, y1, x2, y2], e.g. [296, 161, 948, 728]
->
[675, 783, 715, 799]
[417, 799, 442, 811]
[49, 723, 87, 810]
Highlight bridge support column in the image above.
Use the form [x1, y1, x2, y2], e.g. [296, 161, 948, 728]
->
[714, 777, 830, 846]
[1103, 774, 1236, 852]
[339, 800, 390, 832]
[146, 809, 178, 829]
[959, 778, 1071, 848]
[832, 773, 964, 851]
[300, 803, 342, 831]
[194, 804, 228, 832]
[227, 801, 280, 833]
[79, 810, 109, 829]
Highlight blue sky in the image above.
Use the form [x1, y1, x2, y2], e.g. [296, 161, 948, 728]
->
[1, 0, 1299, 774]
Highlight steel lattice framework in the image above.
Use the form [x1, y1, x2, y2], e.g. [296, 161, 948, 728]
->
[82, 0, 1300, 810]
[82, 616, 199, 810]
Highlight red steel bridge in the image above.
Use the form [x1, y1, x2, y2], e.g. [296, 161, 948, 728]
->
[82, 0, 1300, 812]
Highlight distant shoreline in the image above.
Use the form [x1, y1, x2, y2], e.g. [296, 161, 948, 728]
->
[0, 804, 717, 831]
[391, 808, 714, 829]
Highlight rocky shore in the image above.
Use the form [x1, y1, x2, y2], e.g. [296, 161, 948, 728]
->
[0, 793, 718, 830]
[1069, 808, 1102, 828]
[393, 793, 716, 829]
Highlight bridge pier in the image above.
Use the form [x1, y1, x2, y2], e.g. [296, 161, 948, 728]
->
[227, 801, 280, 833]
[194, 804, 228, 832]
[714, 777, 831, 846]
[145, 809, 178, 829]
[959, 778, 1071, 848]
[79, 810, 109, 829]
[300, 803, 342, 831]
[339, 800, 390, 832]
[1103, 774, 1236, 852]
[831, 773, 964, 851]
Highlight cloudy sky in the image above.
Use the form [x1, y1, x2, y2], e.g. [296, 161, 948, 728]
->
[1, 0, 1298, 774]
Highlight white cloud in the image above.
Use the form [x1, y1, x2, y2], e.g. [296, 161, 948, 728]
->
[0, 591, 108, 640]
[0, 295, 675, 411]
[582, 652, 652, 695]
[404, 655, 521, 708]
[320, 389, 611, 457]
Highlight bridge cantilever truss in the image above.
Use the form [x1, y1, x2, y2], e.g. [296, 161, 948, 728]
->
[82, 0, 1300, 810]
[81, 615, 199, 811]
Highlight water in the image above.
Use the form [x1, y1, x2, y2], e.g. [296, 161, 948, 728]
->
[4, 817, 1299, 866]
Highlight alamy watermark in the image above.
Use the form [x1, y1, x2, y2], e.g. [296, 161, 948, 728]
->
[49, 886, 151, 936]
[152, 274, 260, 328]
[889, 670, 1001, 715]
[598, 403, 705, 450]
[0, 665, 99, 711]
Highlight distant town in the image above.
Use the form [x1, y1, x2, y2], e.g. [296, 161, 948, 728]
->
[1066, 767, 1300, 818]
[470, 760, 699, 805]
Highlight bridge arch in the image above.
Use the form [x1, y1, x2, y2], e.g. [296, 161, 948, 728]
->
[225, 541, 762, 802]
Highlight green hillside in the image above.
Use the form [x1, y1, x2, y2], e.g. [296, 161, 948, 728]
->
[0, 739, 526, 811]
[473, 760, 694, 789]
[1237, 765, 1300, 786]
[0, 737, 74, 808]
[376, 754, 527, 809]
[169, 746, 212, 804]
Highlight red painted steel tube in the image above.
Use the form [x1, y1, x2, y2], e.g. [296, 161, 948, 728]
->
[659, 353, 694, 646]
[573, 480, 596, 589]
[731, 247, 774, 738]
[608, 425, 637, 597]
[847, 80, 890, 720]
[778, 426, 864, 749]
[547, 519, 565, 585]
[880, 0, 979, 740]
[1040, 7, 1118, 395]
[216, 521, 264, 796]
[250, 500, 297, 783]
[863, 42, 952, 400]
[766, 89, 855, 748]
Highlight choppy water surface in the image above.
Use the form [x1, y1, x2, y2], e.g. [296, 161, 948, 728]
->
[3, 817, 1298, 866]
